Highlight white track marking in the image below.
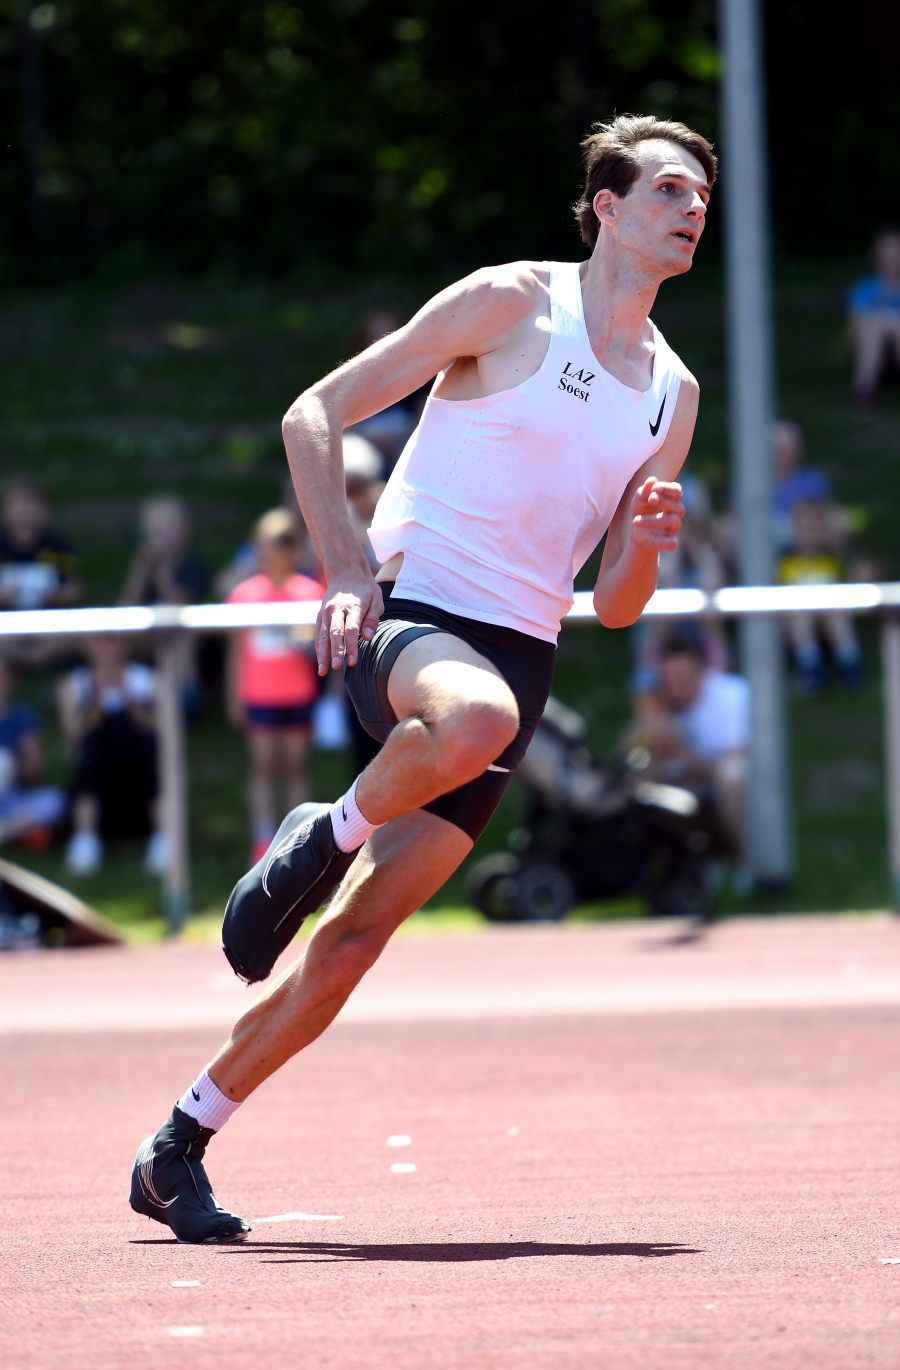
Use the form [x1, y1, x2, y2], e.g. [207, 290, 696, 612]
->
[251, 1211, 343, 1223]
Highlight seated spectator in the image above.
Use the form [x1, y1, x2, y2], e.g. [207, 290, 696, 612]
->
[0, 476, 82, 611]
[848, 229, 900, 409]
[57, 634, 162, 877]
[628, 635, 750, 858]
[120, 495, 209, 710]
[348, 310, 419, 467]
[779, 500, 863, 691]
[0, 656, 65, 847]
[770, 420, 832, 555]
[0, 476, 82, 668]
[633, 473, 729, 699]
[120, 495, 209, 607]
[226, 510, 324, 864]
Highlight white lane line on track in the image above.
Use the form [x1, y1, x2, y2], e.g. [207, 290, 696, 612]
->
[8, 974, 900, 1032]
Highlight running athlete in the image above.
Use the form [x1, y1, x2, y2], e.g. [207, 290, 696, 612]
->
[130, 114, 715, 1243]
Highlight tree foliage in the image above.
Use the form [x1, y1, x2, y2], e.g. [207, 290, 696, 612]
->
[0, 0, 893, 279]
[0, 0, 718, 276]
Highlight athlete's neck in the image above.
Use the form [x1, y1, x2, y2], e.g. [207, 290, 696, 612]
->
[579, 243, 663, 392]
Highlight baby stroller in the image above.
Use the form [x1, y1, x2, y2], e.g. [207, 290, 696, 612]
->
[467, 696, 732, 923]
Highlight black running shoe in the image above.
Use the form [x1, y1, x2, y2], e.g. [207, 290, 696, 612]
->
[221, 802, 359, 985]
[130, 1105, 250, 1245]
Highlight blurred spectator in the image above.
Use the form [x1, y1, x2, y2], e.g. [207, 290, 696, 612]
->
[779, 500, 863, 691]
[0, 657, 65, 848]
[770, 421, 832, 554]
[121, 495, 209, 711]
[57, 634, 161, 877]
[349, 310, 419, 467]
[226, 509, 324, 864]
[343, 432, 385, 573]
[120, 495, 209, 607]
[214, 476, 318, 601]
[0, 477, 84, 668]
[628, 635, 750, 858]
[0, 477, 84, 669]
[848, 229, 900, 410]
[633, 473, 729, 698]
[0, 477, 82, 611]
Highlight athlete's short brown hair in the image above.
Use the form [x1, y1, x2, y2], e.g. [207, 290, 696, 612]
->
[574, 114, 717, 248]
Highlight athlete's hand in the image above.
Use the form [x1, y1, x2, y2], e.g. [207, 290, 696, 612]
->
[630, 478, 684, 552]
[316, 570, 384, 674]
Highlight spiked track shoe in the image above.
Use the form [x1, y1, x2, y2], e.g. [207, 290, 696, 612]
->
[130, 1105, 250, 1245]
[222, 802, 359, 984]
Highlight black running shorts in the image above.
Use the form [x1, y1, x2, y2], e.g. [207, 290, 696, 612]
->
[344, 583, 556, 842]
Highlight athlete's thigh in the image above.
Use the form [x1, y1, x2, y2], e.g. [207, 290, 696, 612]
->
[385, 629, 515, 725]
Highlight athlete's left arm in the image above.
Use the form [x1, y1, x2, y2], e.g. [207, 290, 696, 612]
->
[592, 374, 699, 629]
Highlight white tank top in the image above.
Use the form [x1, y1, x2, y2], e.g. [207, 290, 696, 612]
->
[368, 260, 684, 643]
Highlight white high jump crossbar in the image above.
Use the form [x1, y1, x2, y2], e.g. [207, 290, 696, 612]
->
[3, 582, 899, 924]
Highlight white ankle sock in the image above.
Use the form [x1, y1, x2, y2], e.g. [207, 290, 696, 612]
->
[178, 1068, 242, 1132]
[330, 776, 382, 853]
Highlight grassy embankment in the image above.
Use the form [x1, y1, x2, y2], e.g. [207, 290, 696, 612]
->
[0, 255, 894, 938]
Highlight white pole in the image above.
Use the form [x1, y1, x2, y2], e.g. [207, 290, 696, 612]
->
[718, 0, 793, 885]
[881, 617, 900, 909]
[156, 634, 190, 931]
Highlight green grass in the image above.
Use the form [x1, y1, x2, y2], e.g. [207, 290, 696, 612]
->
[1, 255, 897, 936]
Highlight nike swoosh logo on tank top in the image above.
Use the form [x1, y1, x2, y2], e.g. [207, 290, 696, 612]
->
[649, 392, 667, 437]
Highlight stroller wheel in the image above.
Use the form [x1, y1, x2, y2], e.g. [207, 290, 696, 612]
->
[514, 862, 575, 922]
[467, 853, 522, 922]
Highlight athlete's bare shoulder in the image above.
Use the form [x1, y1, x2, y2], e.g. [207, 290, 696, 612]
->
[676, 361, 699, 396]
[427, 261, 553, 401]
[431, 259, 549, 343]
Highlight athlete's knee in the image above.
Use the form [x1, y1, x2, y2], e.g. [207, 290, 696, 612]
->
[434, 692, 519, 783]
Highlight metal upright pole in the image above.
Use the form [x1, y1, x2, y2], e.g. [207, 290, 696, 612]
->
[718, 0, 793, 885]
[156, 634, 190, 932]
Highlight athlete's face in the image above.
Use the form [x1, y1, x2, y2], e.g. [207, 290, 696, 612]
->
[593, 140, 709, 277]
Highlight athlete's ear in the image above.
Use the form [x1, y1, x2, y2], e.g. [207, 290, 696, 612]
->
[592, 188, 617, 231]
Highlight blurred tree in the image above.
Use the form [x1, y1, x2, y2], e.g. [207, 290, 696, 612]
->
[2, 0, 891, 280]
[0, 0, 719, 278]
[765, 0, 900, 256]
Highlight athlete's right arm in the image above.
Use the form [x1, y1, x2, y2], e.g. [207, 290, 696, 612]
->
[282, 263, 544, 673]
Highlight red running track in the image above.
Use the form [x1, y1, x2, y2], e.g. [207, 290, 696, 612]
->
[3, 915, 900, 1368]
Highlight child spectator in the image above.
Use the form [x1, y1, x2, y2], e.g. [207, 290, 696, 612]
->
[0, 657, 65, 847]
[57, 634, 162, 876]
[120, 495, 210, 710]
[213, 476, 320, 602]
[770, 421, 832, 555]
[120, 495, 209, 607]
[226, 510, 324, 863]
[0, 476, 82, 611]
[848, 229, 900, 409]
[779, 500, 863, 691]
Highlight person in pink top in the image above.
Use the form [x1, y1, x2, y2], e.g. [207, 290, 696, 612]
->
[226, 509, 324, 863]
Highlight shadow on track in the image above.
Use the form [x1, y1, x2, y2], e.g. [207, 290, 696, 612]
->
[211, 1240, 703, 1264]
